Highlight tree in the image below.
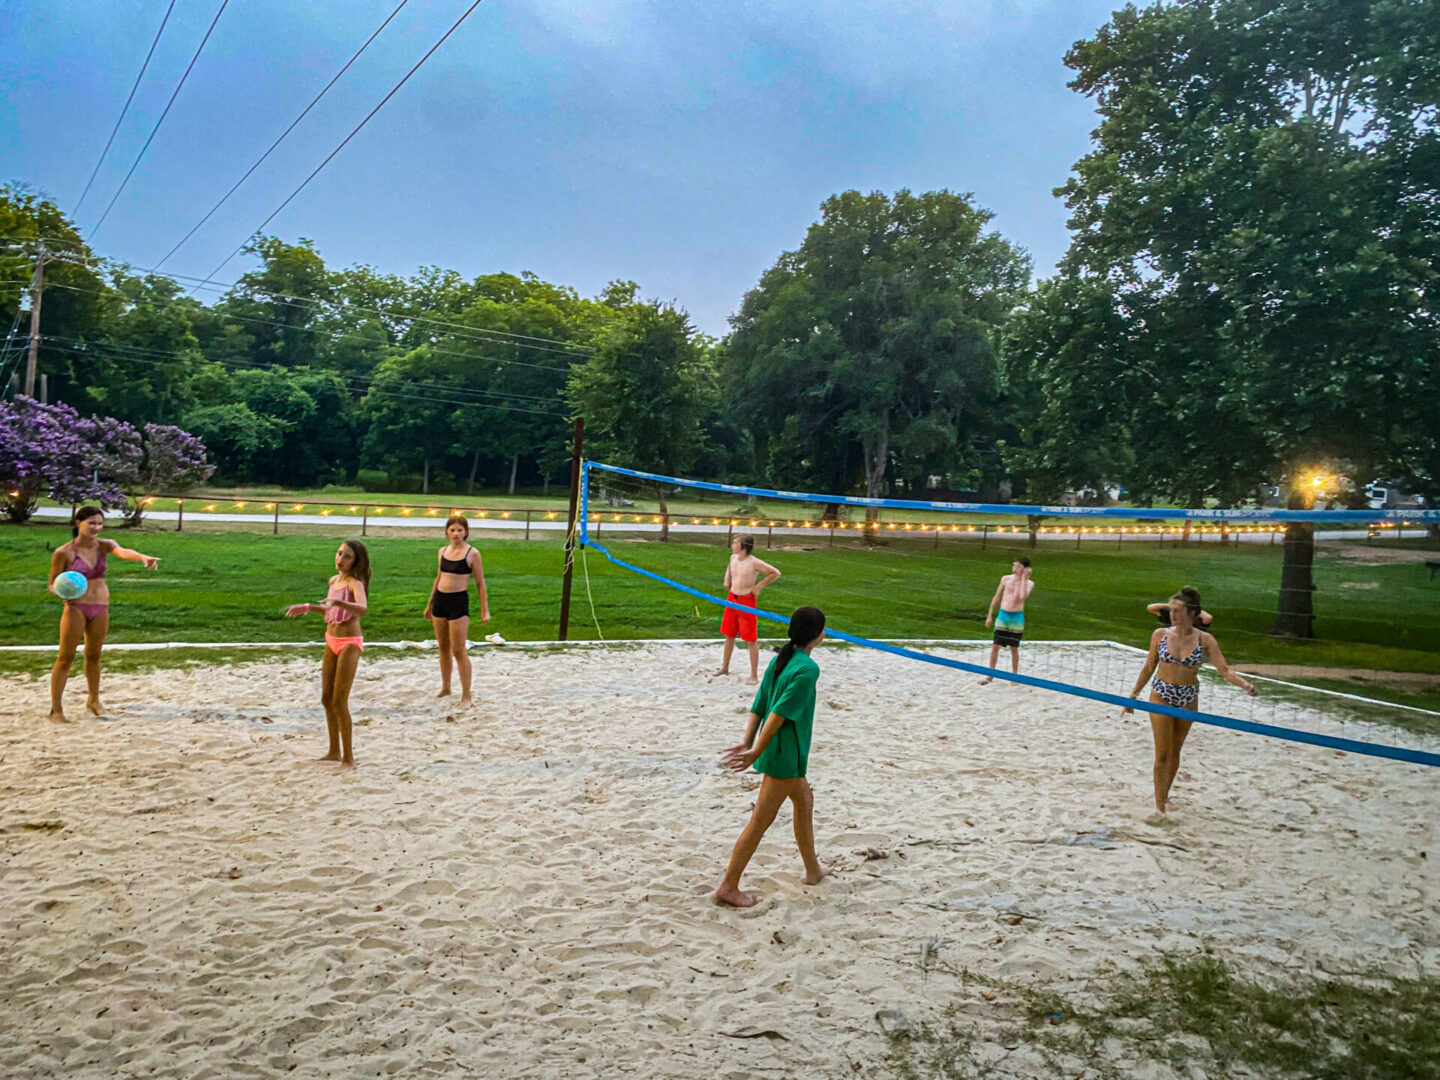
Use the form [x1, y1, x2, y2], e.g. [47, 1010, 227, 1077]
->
[359, 347, 462, 494]
[1015, 0, 1440, 637]
[726, 189, 1030, 522]
[181, 403, 287, 482]
[567, 302, 717, 539]
[0, 397, 138, 522]
[115, 424, 216, 524]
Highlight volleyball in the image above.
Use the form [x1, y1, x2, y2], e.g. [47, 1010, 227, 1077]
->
[53, 571, 88, 600]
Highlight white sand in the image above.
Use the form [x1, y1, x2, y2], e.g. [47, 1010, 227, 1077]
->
[1, 643, 1436, 1079]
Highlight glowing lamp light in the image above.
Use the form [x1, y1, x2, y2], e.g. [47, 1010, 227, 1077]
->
[7, 490, 17, 497]
[691, 517, 700, 524]
[477, 511, 487, 518]
[293, 504, 304, 511]
[613, 514, 621, 522]
[652, 516, 661, 523]
[235, 501, 247, 509]
[787, 521, 794, 528]
[886, 523, 897, 530]
[501, 511, 511, 518]
[349, 506, 359, 513]
[204, 504, 215, 512]
[547, 512, 557, 519]
[321, 509, 332, 516]
[374, 507, 383, 514]
[427, 508, 438, 516]
[750, 519, 758, 526]
[401, 508, 413, 516]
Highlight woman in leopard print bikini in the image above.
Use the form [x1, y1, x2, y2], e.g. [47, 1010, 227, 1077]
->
[1123, 588, 1256, 813]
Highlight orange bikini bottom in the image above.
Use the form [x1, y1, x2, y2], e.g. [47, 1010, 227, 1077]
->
[326, 636, 364, 656]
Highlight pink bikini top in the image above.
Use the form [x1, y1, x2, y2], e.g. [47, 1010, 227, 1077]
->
[325, 583, 355, 624]
[70, 546, 108, 580]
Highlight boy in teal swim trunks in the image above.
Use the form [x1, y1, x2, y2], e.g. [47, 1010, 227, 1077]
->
[716, 607, 832, 908]
[981, 556, 1033, 684]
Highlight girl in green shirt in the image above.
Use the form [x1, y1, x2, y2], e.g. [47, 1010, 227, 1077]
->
[716, 606, 831, 908]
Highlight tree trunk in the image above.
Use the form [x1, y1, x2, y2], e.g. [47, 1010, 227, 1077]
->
[422, 458, 430, 495]
[862, 413, 889, 541]
[1027, 514, 1041, 549]
[652, 480, 670, 541]
[508, 453, 519, 495]
[467, 448, 480, 494]
[1271, 487, 1316, 638]
[543, 474, 550, 496]
[821, 502, 841, 522]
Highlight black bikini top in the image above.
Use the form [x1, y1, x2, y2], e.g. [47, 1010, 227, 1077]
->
[440, 547, 472, 574]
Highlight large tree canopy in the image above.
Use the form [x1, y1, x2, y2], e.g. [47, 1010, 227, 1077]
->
[726, 189, 1031, 505]
[1005, 0, 1440, 635]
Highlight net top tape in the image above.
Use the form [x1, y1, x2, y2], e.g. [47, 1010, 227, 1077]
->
[580, 535, 1440, 770]
[585, 462, 1440, 523]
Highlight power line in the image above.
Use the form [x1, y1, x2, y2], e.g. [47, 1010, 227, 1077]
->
[195, 0, 488, 293]
[153, 0, 412, 271]
[89, 0, 232, 240]
[5, 240, 594, 360]
[30, 278, 579, 377]
[45, 339, 568, 419]
[74, 1, 179, 216]
[41, 334, 569, 414]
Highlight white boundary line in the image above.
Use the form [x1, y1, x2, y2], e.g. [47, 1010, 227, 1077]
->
[3, 636, 1434, 717]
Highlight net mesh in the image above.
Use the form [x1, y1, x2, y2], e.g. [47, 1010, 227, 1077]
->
[579, 460, 1440, 769]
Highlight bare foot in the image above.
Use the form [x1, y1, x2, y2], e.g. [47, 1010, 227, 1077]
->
[745, 677, 759, 686]
[459, 695, 473, 708]
[316, 751, 342, 762]
[436, 688, 451, 698]
[978, 676, 993, 685]
[803, 862, 833, 886]
[335, 760, 357, 773]
[48, 710, 69, 724]
[712, 668, 729, 677]
[85, 698, 104, 717]
[714, 884, 758, 908]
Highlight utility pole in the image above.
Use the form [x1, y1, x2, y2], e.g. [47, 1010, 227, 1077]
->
[24, 245, 45, 398]
[557, 417, 585, 641]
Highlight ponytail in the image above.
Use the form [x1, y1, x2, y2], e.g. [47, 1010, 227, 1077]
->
[775, 606, 826, 679]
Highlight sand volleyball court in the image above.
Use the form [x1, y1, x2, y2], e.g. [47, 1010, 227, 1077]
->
[2, 643, 1436, 1078]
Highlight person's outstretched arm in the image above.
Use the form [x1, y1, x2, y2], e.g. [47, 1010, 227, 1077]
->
[1201, 633, 1256, 695]
[1123, 630, 1164, 713]
[107, 539, 159, 569]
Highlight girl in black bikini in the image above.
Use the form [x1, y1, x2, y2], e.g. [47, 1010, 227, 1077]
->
[1123, 587, 1256, 813]
[424, 516, 490, 706]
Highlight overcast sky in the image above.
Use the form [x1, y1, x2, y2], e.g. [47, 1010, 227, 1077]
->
[1, 0, 1118, 334]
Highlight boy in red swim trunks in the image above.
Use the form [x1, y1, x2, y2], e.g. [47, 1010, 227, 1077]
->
[714, 534, 780, 685]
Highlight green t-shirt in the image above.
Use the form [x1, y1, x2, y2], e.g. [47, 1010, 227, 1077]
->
[750, 650, 820, 779]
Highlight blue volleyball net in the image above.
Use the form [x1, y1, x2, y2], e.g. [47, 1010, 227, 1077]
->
[578, 460, 1440, 770]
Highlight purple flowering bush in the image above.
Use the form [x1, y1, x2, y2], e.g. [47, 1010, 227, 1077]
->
[118, 424, 216, 524]
[0, 397, 212, 524]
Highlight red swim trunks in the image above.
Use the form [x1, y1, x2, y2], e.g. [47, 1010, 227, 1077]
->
[720, 592, 759, 642]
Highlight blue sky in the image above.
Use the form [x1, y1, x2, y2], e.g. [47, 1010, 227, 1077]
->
[1, 0, 1117, 334]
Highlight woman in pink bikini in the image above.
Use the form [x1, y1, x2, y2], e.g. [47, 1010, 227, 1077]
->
[286, 540, 370, 770]
[47, 506, 160, 722]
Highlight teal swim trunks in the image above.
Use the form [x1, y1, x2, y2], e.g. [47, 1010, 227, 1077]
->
[993, 609, 1024, 647]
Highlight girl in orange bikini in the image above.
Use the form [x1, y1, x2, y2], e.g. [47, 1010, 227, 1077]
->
[286, 540, 370, 770]
[47, 506, 160, 722]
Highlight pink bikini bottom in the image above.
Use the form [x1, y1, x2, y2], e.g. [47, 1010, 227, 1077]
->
[326, 636, 364, 656]
[74, 603, 108, 621]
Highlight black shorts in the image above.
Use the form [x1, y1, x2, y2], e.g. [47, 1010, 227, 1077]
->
[993, 629, 1023, 648]
[431, 589, 469, 620]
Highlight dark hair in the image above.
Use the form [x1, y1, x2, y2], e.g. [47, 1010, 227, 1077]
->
[734, 533, 754, 554]
[1172, 587, 1202, 621]
[342, 539, 372, 594]
[71, 506, 103, 538]
[1016, 556, 1031, 568]
[445, 515, 470, 537]
[775, 606, 826, 679]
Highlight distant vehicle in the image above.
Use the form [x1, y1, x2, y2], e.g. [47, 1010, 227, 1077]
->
[1365, 481, 1426, 510]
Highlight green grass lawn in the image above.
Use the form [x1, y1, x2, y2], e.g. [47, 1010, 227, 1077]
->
[2, 521, 1436, 680]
